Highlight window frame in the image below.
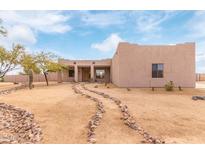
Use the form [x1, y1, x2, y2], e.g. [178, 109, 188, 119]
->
[68, 67, 75, 78]
[95, 69, 105, 79]
[152, 63, 164, 78]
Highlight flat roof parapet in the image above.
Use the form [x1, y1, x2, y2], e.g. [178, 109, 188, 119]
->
[118, 42, 195, 46]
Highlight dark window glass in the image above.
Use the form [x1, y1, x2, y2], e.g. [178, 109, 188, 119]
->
[69, 68, 74, 77]
[152, 64, 163, 78]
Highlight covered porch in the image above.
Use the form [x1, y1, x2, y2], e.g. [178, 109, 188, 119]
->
[73, 65, 110, 83]
[58, 59, 112, 83]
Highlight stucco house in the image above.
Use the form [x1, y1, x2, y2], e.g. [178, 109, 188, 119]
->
[58, 42, 195, 88]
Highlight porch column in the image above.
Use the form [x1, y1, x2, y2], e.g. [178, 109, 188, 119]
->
[57, 71, 62, 83]
[91, 65, 94, 82]
[74, 65, 78, 82]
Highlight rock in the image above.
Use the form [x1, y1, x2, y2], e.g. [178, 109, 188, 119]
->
[75, 84, 166, 145]
[0, 102, 42, 144]
[141, 140, 148, 144]
[88, 137, 96, 143]
[192, 96, 198, 100]
[192, 96, 205, 100]
[86, 95, 91, 98]
[115, 100, 121, 105]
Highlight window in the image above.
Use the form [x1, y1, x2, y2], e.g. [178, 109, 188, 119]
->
[69, 67, 74, 77]
[152, 64, 163, 78]
[96, 69, 105, 79]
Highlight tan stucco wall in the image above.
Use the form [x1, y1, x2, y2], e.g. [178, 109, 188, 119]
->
[4, 72, 59, 83]
[59, 59, 112, 66]
[94, 67, 110, 83]
[111, 48, 120, 85]
[58, 42, 195, 87]
[111, 42, 195, 88]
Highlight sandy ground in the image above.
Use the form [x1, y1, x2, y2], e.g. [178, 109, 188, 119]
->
[0, 82, 59, 91]
[86, 82, 205, 144]
[0, 83, 96, 143]
[0, 82, 20, 91]
[196, 81, 205, 89]
[0, 81, 205, 143]
[76, 84, 144, 143]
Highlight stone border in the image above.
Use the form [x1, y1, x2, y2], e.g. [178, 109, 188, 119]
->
[82, 84, 165, 144]
[0, 84, 27, 96]
[192, 96, 205, 100]
[72, 83, 105, 144]
[0, 102, 42, 143]
[0, 83, 65, 96]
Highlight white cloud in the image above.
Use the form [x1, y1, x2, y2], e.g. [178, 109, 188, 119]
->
[187, 11, 205, 39]
[81, 11, 125, 28]
[0, 11, 71, 33]
[185, 11, 205, 73]
[91, 33, 125, 52]
[0, 11, 71, 47]
[197, 52, 205, 62]
[129, 11, 178, 33]
[79, 11, 178, 33]
[9, 25, 36, 44]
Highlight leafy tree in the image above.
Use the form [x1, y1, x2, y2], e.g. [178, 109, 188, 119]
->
[21, 53, 40, 89]
[21, 54, 40, 74]
[0, 44, 25, 78]
[0, 19, 7, 36]
[35, 51, 67, 86]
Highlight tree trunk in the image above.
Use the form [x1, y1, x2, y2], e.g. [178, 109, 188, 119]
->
[44, 72, 49, 86]
[28, 69, 33, 89]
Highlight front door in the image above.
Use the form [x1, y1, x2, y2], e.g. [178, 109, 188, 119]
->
[82, 68, 90, 81]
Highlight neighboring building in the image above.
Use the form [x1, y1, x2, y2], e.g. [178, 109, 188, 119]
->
[196, 73, 205, 81]
[58, 42, 195, 87]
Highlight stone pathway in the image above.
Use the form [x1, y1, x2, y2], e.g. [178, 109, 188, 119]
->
[192, 96, 205, 100]
[0, 84, 42, 144]
[73, 83, 150, 144]
[82, 84, 165, 144]
[72, 84, 105, 143]
[0, 84, 27, 96]
[0, 103, 42, 143]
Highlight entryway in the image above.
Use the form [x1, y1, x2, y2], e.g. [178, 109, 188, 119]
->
[78, 67, 91, 82]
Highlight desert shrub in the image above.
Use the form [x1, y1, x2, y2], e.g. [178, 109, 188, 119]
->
[0, 77, 4, 82]
[165, 81, 174, 91]
[127, 88, 131, 91]
[178, 86, 182, 91]
[152, 87, 154, 91]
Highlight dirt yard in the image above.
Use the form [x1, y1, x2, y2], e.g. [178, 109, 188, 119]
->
[85, 82, 205, 143]
[0, 82, 205, 143]
[0, 83, 96, 143]
[0, 82, 20, 91]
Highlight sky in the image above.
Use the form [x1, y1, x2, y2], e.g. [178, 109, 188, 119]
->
[0, 10, 205, 73]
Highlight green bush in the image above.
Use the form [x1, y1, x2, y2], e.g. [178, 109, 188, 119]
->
[0, 77, 4, 82]
[165, 81, 174, 91]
